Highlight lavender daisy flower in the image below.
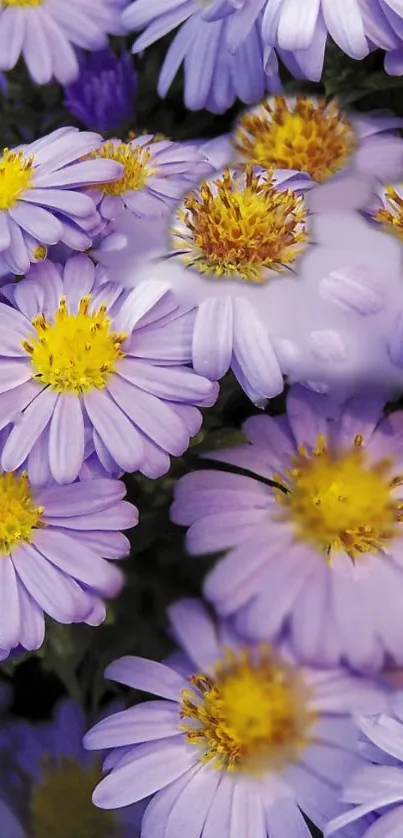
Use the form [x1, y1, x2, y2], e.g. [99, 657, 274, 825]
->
[0, 254, 217, 485]
[64, 48, 137, 135]
[171, 385, 403, 673]
[84, 598, 386, 838]
[0, 126, 123, 276]
[326, 691, 403, 837]
[0, 0, 123, 85]
[122, 0, 281, 113]
[4, 698, 145, 838]
[88, 135, 213, 223]
[0, 465, 137, 660]
[231, 97, 403, 193]
[108, 166, 403, 404]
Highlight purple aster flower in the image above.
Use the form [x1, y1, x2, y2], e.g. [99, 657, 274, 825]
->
[228, 97, 403, 197]
[3, 698, 145, 838]
[106, 168, 403, 405]
[0, 0, 124, 85]
[0, 465, 137, 660]
[0, 254, 217, 485]
[0, 126, 123, 276]
[122, 0, 281, 114]
[326, 691, 403, 837]
[84, 598, 386, 838]
[171, 385, 403, 673]
[87, 134, 213, 223]
[64, 48, 137, 135]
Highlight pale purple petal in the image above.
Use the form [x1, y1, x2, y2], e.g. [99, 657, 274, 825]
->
[92, 739, 195, 808]
[168, 599, 220, 671]
[0, 557, 20, 650]
[83, 388, 144, 472]
[48, 394, 84, 484]
[12, 542, 92, 623]
[104, 656, 188, 701]
[1, 388, 58, 471]
[192, 297, 233, 380]
[84, 701, 180, 749]
[33, 529, 123, 596]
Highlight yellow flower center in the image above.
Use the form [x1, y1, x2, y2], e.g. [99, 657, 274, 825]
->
[171, 167, 309, 283]
[92, 140, 156, 196]
[234, 96, 357, 183]
[0, 148, 33, 211]
[31, 757, 118, 838]
[0, 471, 43, 556]
[3, 0, 43, 6]
[22, 296, 127, 395]
[274, 434, 403, 560]
[180, 645, 315, 774]
[373, 185, 403, 241]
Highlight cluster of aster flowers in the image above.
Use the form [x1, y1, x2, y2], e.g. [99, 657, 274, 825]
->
[3, 4, 403, 838]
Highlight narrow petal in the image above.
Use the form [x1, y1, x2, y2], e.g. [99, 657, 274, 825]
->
[107, 375, 190, 456]
[0, 558, 20, 650]
[104, 656, 188, 701]
[168, 599, 220, 671]
[1, 388, 58, 471]
[17, 582, 45, 652]
[92, 739, 195, 809]
[49, 394, 84, 484]
[114, 281, 172, 334]
[84, 388, 144, 473]
[12, 542, 92, 623]
[165, 766, 221, 838]
[84, 701, 180, 749]
[37, 479, 126, 517]
[277, 0, 320, 49]
[32, 529, 123, 597]
[192, 297, 233, 380]
[322, 0, 368, 58]
[232, 298, 283, 400]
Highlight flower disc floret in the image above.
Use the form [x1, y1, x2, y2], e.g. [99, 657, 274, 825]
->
[23, 296, 127, 395]
[92, 140, 155, 197]
[274, 433, 401, 560]
[171, 167, 309, 283]
[234, 97, 357, 183]
[0, 471, 43, 556]
[0, 148, 34, 209]
[180, 644, 315, 773]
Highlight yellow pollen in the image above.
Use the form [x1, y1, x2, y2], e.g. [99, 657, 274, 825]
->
[3, 0, 43, 5]
[171, 166, 309, 283]
[273, 433, 402, 560]
[0, 148, 34, 211]
[180, 645, 315, 774]
[373, 185, 403, 241]
[91, 140, 156, 196]
[234, 96, 357, 183]
[31, 757, 118, 838]
[0, 471, 43, 556]
[22, 295, 127, 394]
